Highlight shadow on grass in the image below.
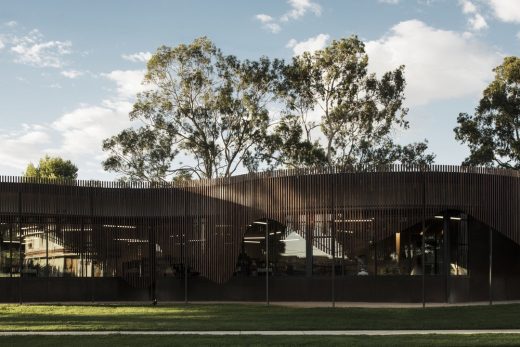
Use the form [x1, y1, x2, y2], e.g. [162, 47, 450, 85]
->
[0, 304, 518, 331]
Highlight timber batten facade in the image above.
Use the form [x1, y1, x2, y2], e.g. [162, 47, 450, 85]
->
[0, 165, 519, 302]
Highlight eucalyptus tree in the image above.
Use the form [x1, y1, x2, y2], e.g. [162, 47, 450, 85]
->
[270, 36, 434, 168]
[102, 37, 281, 181]
[455, 56, 520, 169]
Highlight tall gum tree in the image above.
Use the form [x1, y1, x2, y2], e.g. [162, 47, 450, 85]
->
[102, 37, 281, 181]
[269, 36, 434, 168]
[455, 56, 520, 169]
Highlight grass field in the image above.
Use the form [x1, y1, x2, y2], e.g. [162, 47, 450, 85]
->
[0, 334, 519, 347]
[0, 303, 519, 331]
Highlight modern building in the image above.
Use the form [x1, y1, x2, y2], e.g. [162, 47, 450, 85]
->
[0, 165, 518, 303]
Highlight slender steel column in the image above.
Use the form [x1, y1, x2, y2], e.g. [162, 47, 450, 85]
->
[444, 214, 450, 303]
[374, 227, 377, 276]
[18, 191, 22, 305]
[184, 215, 189, 304]
[79, 220, 82, 278]
[489, 227, 493, 305]
[9, 224, 12, 278]
[331, 224, 335, 308]
[331, 176, 336, 308]
[89, 186, 94, 303]
[46, 222, 50, 301]
[184, 260, 188, 304]
[149, 226, 156, 302]
[184, 190, 188, 304]
[305, 217, 313, 277]
[46, 224, 49, 277]
[421, 172, 426, 308]
[266, 218, 269, 306]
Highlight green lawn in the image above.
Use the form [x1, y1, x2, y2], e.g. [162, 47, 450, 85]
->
[0, 334, 519, 347]
[0, 303, 519, 331]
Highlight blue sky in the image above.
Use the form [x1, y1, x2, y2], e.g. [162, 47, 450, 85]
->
[1, 0, 519, 179]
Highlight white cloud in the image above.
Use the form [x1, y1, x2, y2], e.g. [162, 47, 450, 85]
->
[459, 0, 488, 31]
[121, 51, 152, 63]
[50, 102, 132, 158]
[0, 101, 132, 177]
[286, 33, 330, 56]
[365, 20, 501, 106]
[485, 0, 520, 23]
[102, 69, 147, 99]
[0, 38, 4, 50]
[461, 0, 477, 13]
[255, 14, 281, 33]
[280, 0, 322, 22]
[47, 69, 149, 175]
[255, 0, 321, 33]
[18, 130, 51, 145]
[379, 0, 400, 4]
[10, 29, 72, 68]
[469, 13, 488, 30]
[4, 20, 17, 27]
[0, 69, 149, 179]
[256, 14, 274, 22]
[61, 69, 83, 79]
[0, 125, 52, 172]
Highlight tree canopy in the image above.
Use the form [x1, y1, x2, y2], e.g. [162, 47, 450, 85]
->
[24, 155, 78, 180]
[455, 56, 520, 169]
[102, 36, 435, 182]
[267, 36, 434, 169]
[103, 37, 280, 181]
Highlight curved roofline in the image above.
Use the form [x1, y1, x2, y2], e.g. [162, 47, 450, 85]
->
[1, 164, 519, 188]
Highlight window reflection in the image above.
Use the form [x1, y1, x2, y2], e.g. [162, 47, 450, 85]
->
[335, 215, 375, 276]
[450, 214, 468, 275]
[236, 220, 280, 277]
[21, 223, 96, 277]
[375, 213, 469, 276]
[274, 232, 306, 276]
[0, 223, 17, 277]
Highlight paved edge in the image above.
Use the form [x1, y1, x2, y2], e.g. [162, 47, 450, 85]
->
[0, 330, 520, 336]
[9, 300, 520, 308]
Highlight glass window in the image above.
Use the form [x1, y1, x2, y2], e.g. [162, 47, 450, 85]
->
[335, 214, 375, 276]
[0, 223, 16, 277]
[236, 220, 270, 277]
[450, 214, 468, 276]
